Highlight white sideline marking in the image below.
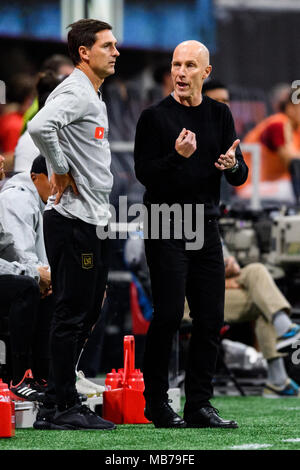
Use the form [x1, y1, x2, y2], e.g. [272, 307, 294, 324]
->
[282, 407, 300, 411]
[230, 444, 272, 450]
[282, 438, 300, 442]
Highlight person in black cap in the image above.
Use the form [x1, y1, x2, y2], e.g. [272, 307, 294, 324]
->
[0, 155, 52, 401]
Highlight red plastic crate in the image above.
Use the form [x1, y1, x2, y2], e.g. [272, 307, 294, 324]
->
[102, 336, 150, 424]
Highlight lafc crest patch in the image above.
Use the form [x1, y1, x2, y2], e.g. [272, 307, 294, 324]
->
[81, 253, 94, 269]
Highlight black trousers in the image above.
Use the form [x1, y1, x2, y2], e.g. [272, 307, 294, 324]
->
[43, 209, 110, 409]
[143, 219, 225, 414]
[0, 274, 52, 383]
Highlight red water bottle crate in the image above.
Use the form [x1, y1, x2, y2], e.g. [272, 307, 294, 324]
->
[0, 378, 15, 438]
[102, 336, 150, 424]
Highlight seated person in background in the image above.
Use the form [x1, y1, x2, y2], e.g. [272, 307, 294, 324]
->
[183, 244, 300, 397]
[222, 242, 300, 398]
[0, 156, 50, 266]
[0, 157, 51, 401]
[237, 90, 300, 202]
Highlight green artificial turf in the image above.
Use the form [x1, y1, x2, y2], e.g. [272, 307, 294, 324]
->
[0, 397, 300, 451]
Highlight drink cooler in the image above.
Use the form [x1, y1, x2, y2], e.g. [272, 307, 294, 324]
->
[0, 379, 15, 437]
[102, 335, 150, 424]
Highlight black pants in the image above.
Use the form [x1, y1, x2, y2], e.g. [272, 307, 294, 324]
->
[143, 219, 225, 414]
[0, 274, 52, 383]
[43, 209, 110, 409]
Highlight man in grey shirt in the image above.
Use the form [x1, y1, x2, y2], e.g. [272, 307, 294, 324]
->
[28, 19, 120, 430]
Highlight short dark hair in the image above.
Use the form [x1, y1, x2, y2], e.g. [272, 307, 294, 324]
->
[36, 70, 63, 108]
[31, 156, 48, 177]
[202, 79, 227, 94]
[67, 19, 112, 66]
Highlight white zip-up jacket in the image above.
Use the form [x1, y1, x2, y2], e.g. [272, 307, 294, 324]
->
[28, 68, 113, 226]
[0, 172, 48, 267]
[0, 221, 40, 281]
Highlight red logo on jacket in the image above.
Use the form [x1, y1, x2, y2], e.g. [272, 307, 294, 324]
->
[95, 127, 105, 139]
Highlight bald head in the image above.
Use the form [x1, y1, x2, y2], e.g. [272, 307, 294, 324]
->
[173, 40, 210, 67]
[171, 40, 212, 106]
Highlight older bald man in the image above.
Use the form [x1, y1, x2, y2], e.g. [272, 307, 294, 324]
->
[134, 41, 248, 428]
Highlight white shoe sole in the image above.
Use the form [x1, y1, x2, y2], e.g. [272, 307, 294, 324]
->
[276, 330, 300, 351]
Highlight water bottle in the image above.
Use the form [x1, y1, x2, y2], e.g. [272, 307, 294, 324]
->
[0, 378, 15, 438]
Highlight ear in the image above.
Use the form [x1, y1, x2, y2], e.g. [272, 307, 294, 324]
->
[78, 45, 90, 62]
[31, 172, 37, 182]
[203, 65, 212, 80]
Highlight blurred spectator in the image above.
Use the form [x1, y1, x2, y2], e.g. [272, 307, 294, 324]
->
[41, 54, 74, 77]
[237, 90, 300, 202]
[0, 74, 35, 171]
[202, 79, 230, 106]
[104, 77, 144, 141]
[153, 64, 173, 97]
[21, 54, 74, 134]
[14, 70, 63, 173]
[147, 63, 173, 104]
[269, 83, 291, 113]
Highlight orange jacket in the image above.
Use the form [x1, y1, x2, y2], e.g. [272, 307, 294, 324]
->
[238, 113, 300, 192]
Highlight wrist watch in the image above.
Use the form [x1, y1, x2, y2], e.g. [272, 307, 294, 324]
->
[227, 160, 239, 173]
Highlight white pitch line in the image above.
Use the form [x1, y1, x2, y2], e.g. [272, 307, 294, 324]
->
[230, 444, 272, 450]
[282, 438, 300, 443]
[281, 407, 300, 411]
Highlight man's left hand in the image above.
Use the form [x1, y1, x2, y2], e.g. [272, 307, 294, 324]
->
[50, 172, 79, 205]
[215, 139, 240, 171]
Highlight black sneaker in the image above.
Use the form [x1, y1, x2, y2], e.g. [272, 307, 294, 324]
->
[50, 404, 116, 430]
[10, 369, 45, 402]
[30, 378, 48, 394]
[33, 405, 56, 430]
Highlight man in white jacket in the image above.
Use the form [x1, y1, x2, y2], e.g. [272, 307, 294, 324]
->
[0, 155, 50, 266]
[0, 156, 51, 401]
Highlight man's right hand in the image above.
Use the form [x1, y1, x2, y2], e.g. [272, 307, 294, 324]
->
[37, 266, 52, 297]
[175, 128, 197, 158]
[225, 256, 241, 278]
[50, 172, 79, 205]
